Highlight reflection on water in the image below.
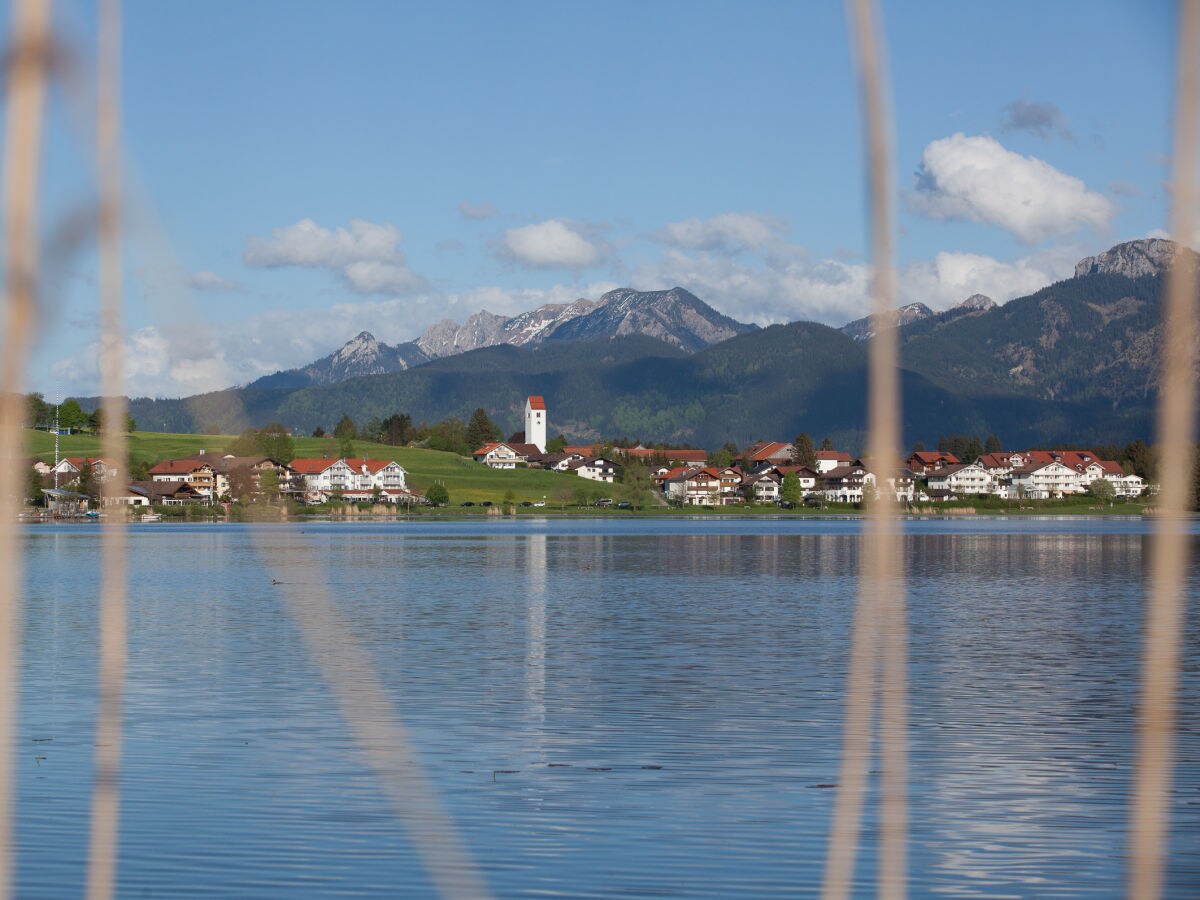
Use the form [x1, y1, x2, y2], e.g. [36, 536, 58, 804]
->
[13, 519, 1200, 897]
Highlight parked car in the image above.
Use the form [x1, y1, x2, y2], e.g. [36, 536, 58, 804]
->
[460, 501, 475, 506]
[616, 500, 632, 509]
[481, 500, 493, 507]
[594, 498, 613, 507]
[778, 500, 794, 509]
[533, 500, 546, 507]
[520, 501, 533, 507]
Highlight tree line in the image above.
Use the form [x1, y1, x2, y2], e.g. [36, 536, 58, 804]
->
[25, 393, 134, 433]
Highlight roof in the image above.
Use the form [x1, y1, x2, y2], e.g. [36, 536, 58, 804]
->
[130, 478, 202, 498]
[776, 465, 820, 478]
[821, 465, 867, 480]
[927, 462, 982, 477]
[563, 444, 597, 456]
[613, 446, 708, 462]
[908, 450, 959, 464]
[526, 395, 546, 410]
[816, 450, 852, 461]
[289, 457, 344, 475]
[351, 458, 405, 474]
[149, 459, 214, 475]
[748, 441, 793, 461]
[977, 453, 1016, 469]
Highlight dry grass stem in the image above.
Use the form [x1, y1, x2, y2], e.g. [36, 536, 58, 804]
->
[0, 2, 52, 897]
[87, 2, 127, 898]
[271, 548, 492, 900]
[1129, 2, 1199, 897]
[823, 1, 907, 897]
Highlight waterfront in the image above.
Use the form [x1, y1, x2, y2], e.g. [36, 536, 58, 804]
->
[14, 518, 1200, 897]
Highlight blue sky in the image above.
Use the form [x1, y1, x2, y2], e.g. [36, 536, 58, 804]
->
[7, 1, 1181, 397]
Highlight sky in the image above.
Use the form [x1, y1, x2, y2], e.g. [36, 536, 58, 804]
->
[2, 1, 1185, 398]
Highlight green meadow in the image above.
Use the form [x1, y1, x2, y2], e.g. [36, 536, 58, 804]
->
[25, 429, 570, 504]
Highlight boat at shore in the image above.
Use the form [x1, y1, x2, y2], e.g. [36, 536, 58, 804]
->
[140, 513, 162, 523]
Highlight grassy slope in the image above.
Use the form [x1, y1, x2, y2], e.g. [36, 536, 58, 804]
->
[25, 430, 569, 503]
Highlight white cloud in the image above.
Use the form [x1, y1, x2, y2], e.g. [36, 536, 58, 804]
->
[457, 200, 498, 220]
[909, 133, 1115, 243]
[189, 270, 238, 292]
[631, 244, 1076, 327]
[244, 218, 424, 295]
[501, 219, 602, 269]
[47, 282, 620, 398]
[653, 212, 784, 254]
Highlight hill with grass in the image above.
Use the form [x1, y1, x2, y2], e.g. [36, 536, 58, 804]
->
[24, 430, 568, 504]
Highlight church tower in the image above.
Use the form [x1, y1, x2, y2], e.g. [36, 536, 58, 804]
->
[524, 395, 547, 453]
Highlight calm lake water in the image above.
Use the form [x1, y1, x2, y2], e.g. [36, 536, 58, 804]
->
[14, 517, 1200, 897]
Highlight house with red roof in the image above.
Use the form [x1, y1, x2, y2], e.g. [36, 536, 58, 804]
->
[741, 441, 794, 467]
[474, 442, 543, 469]
[148, 458, 216, 499]
[905, 450, 960, 475]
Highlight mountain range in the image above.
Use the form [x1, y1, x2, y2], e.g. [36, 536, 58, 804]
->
[101, 239, 1197, 449]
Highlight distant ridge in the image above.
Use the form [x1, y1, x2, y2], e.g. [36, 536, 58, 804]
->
[245, 331, 428, 391]
[416, 286, 755, 357]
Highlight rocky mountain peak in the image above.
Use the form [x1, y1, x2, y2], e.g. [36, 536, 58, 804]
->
[956, 294, 996, 312]
[840, 302, 933, 342]
[1074, 238, 1186, 279]
[416, 286, 753, 357]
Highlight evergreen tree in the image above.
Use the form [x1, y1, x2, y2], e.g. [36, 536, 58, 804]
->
[27, 467, 43, 506]
[363, 416, 384, 443]
[820, 436, 834, 451]
[546, 433, 567, 454]
[333, 415, 357, 441]
[984, 433, 1003, 454]
[465, 407, 500, 451]
[381, 413, 412, 446]
[312, 426, 326, 438]
[911, 440, 925, 453]
[426, 482, 449, 506]
[792, 433, 817, 468]
[1124, 440, 1153, 478]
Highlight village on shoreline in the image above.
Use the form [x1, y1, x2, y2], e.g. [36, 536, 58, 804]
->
[21, 395, 1155, 521]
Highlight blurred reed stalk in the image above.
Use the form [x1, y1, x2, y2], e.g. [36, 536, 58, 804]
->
[270, 550, 493, 900]
[0, 1, 51, 897]
[87, 1, 127, 898]
[1129, 2, 1199, 898]
[822, 1, 907, 898]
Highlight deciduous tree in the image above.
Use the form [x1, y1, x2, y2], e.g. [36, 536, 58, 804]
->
[781, 471, 802, 505]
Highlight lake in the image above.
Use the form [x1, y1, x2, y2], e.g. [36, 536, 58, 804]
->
[14, 517, 1200, 897]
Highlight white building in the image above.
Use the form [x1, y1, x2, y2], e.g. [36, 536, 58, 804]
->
[1008, 461, 1081, 499]
[926, 462, 994, 495]
[525, 395, 547, 453]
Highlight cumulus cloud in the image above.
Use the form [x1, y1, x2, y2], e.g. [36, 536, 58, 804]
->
[458, 200, 498, 220]
[631, 244, 1075, 328]
[653, 212, 784, 254]
[189, 270, 239, 292]
[244, 218, 424, 295]
[909, 133, 1115, 243]
[47, 281, 621, 398]
[1001, 99, 1072, 140]
[500, 219, 603, 269]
